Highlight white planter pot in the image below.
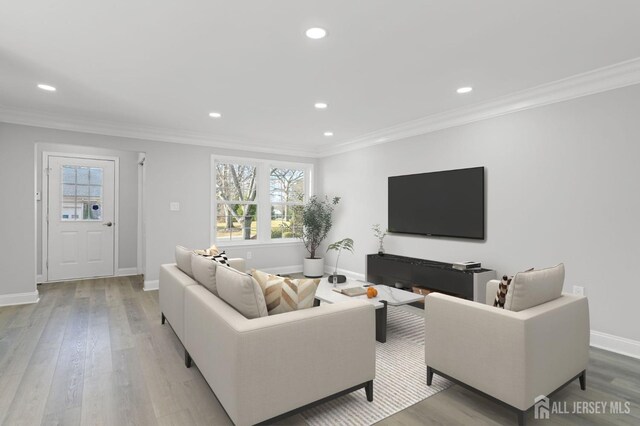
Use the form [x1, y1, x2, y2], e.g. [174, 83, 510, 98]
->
[303, 258, 324, 278]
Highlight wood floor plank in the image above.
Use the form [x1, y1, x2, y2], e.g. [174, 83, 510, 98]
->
[80, 372, 117, 426]
[84, 288, 112, 378]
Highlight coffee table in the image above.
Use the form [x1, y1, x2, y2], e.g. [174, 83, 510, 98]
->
[314, 278, 424, 343]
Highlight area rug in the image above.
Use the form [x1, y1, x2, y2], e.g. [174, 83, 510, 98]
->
[300, 306, 452, 425]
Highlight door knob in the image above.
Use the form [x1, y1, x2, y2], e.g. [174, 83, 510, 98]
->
[103, 221, 113, 227]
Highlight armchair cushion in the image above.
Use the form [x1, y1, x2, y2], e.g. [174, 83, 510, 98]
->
[505, 264, 564, 312]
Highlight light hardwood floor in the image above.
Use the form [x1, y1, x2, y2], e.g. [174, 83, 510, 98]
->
[0, 276, 638, 425]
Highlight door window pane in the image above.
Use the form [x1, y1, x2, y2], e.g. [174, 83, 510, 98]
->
[60, 165, 103, 221]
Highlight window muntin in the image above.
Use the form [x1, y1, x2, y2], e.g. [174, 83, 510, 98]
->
[61, 166, 103, 221]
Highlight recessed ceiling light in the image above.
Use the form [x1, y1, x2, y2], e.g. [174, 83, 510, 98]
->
[305, 27, 327, 40]
[208, 112, 222, 118]
[37, 84, 56, 92]
[456, 87, 473, 94]
[314, 102, 328, 109]
[324, 131, 334, 137]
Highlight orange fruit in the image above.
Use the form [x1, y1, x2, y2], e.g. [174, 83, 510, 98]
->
[367, 287, 378, 298]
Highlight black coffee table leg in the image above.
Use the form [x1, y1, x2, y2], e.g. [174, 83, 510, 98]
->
[375, 300, 388, 343]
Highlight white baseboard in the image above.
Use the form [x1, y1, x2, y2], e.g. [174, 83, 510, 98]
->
[0, 290, 40, 307]
[591, 330, 640, 360]
[143, 280, 159, 291]
[323, 266, 366, 281]
[259, 265, 303, 275]
[116, 267, 139, 277]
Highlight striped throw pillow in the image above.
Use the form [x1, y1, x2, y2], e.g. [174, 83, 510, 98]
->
[252, 269, 320, 315]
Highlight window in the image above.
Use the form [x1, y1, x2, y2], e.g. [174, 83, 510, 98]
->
[61, 166, 103, 221]
[215, 162, 258, 241]
[213, 156, 312, 245]
[270, 168, 305, 239]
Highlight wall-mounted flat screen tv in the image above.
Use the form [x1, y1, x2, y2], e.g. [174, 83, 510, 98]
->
[388, 167, 485, 240]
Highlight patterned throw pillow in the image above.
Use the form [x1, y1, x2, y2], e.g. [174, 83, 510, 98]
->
[211, 251, 229, 266]
[252, 269, 320, 315]
[493, 275, 512, 308]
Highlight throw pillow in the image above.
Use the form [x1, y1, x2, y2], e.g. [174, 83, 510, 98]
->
[504, 264, 564, 312]
[252, 269, 320, 315]
[193, 244, 221, 257]
[212, 251, 229, 266]
[175, 245, 195, 278]
[493, 275, 512, 308]
[216, 265, 268, 319]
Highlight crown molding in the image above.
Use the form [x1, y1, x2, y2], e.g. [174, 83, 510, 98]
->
[2, 57, 639, 159]
[0, 106, 319, 158]
[319, 57, 640, 157]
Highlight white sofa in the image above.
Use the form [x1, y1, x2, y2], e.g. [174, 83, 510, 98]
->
[425, 264, 589, 425]
[159, 252, 376, 426]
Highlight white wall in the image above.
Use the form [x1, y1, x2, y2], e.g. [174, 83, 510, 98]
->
[35, 143, 139, 277]
[0, 123, 315, 299]
[319, 84, 640, 344]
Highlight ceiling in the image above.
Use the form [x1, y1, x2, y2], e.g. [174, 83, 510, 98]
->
[1, 0, 640, 157]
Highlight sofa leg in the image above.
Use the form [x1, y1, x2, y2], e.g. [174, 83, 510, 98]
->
[517, 410, 526, 426]
[579, 370, 586, 390]
[365, 380, 373, 402]
[426, 366, 433, 386]
[161, 313, 165, 325]
[184, 350, 192, 368]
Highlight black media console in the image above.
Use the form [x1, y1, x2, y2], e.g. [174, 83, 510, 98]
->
[366, 254, 496, 302]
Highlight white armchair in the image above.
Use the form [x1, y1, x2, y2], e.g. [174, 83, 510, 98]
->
[425, 265, 589, 425]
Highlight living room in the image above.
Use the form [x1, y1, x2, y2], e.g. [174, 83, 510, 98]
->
[1, 1, 639, 425]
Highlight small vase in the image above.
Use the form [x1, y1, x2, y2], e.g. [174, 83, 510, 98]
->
[378, 243, 385, 256]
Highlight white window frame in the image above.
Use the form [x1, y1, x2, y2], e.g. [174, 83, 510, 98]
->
[211, 155, 314, 246]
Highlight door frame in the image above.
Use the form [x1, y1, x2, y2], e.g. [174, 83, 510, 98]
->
[41, 151, 120, 283]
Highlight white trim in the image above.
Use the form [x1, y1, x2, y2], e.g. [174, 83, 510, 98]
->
[0, 106, 315, 158]
[116, 267, 139, 277]
[323, 266, 366, 282]
[42, 152, 120, 281]
[36, 274, 44, 283]
[137, 152, 146, 275]
[143, 280, 159, 291]
[259, 265, 304, 275]
[0, 291, 40, 307]
[211, 155, 314, 247]
[319, 57, 640, 157]
[591, 330, 640, 360]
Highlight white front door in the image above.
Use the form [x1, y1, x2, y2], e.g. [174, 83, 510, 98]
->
[47, 156, 116, 281]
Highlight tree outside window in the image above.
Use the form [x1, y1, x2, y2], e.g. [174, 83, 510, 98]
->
[215, 163, 258, 241]
[270, 168, 305, 239]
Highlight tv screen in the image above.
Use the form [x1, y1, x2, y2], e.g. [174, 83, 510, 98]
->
[388, 167, 485, 240]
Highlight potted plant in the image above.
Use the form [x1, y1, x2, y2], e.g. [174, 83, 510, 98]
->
[372, 224, 387, 255]
[300, 195, 340, 277]
[326, 238, 354, 284]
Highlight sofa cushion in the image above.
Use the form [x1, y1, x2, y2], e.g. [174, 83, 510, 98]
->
[175, 245, 194, 278]
[216, 265, 268, 319]
[252, 269, 320, 315]
[493, 275, 512, 308]
[504, 264, 565, 312]
[191, 253, 219, 295]
[211, 251, 229, 266]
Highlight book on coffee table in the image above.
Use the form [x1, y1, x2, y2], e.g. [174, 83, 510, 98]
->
[332, 286, 367, 297]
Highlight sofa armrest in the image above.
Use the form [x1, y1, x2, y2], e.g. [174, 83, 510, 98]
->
[228, 258, 246, 273]
[159, 263, 197, 342]
[184, 285, 375, 426]
[425, 293, 589, 410]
